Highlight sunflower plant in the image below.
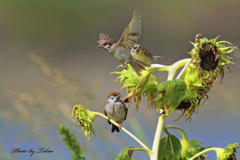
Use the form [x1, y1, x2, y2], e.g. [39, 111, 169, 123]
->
[59, 35, 239, 160]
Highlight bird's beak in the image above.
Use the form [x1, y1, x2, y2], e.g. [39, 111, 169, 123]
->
[98, 45, 102, 48]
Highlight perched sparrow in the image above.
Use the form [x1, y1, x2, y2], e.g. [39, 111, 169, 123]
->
[104, 92, 128, 133]
[98, 10, 151, 76]
[131, 44, 166, 63]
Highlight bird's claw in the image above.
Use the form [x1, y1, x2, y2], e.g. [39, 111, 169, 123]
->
[122, 60, 131, 70]
[123, 95, 131, 103]
[122, 64, 128, 70]
[118, 124, 122, 129]
[107, 117, 110, 122]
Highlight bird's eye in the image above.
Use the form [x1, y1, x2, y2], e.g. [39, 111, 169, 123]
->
[104, 43, 107, 46]
[133, 47, 136, 49]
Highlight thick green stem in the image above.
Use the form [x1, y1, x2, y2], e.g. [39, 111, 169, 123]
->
[176, 59, 192, 79]
[150, 59, 191, 160]
[151, 59, 191, 79]
[130, 148, 154, 155]
[92, 112, 151, 151]
[189, 147, 224, 160]
[150, 64, 167, 68]
[168, 58, 191, 80]
[166, 125, 188, 142]
[166, 125, 192, 150]
[152, 114, 166, 160]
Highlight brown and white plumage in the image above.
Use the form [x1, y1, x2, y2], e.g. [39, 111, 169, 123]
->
[98, 10, 151, 76]
[104, 92, 128, 133]
[131, 44, 166, 63]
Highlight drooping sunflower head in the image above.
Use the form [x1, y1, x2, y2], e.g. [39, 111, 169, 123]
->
[174, 35, 237, 122]
[189, 34, 237, 84]
[112, 65, 159, 110]
[216, 143, 239, 160]
[72, 104, 96, 141]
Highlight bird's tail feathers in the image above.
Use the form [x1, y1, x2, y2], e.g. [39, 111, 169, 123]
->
[111, 124, 120, 133]
[154, 56, 166, 61]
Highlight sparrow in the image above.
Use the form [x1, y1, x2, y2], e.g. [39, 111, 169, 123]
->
[98, 10, 151, 76]
[131, 44, 166, 63]
[104, 92, 128, 133]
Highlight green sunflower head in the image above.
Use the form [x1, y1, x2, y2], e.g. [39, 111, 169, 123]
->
[181, 139, 209, 160]
[72, 104, 96, 141]
[112, 65, 159, 110]
[216, 143, 239, 160]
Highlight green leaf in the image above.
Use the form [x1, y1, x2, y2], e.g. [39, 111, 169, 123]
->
[157, 79, 187, 115]
[115, 148, 134, 160]
[158, 134, 182, 160]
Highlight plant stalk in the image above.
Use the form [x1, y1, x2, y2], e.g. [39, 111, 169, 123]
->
[130, 148, 154, 156]
[151, 59, 191, 160]
[176, 58, 192, 79]
[168, 58, 191, 80]
[166, 125, 188, 141]
[166, 125, 193, 152]
[151, 114, 166, 160]
[93, 112, 151, 151]
[189, 147, 224, 160]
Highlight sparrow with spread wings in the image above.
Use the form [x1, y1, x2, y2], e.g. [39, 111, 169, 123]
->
[98, 10, 151, 76]
[104, 92, 128, 133]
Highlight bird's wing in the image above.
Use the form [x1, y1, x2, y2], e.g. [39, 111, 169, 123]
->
[120, 100, 128, 121]
[104, 104, 111, 125]
[142, 47, 153, 57]
[98, 33, 115, 44]
[117, 9, 142, 50]
[103, 108, 107, 116]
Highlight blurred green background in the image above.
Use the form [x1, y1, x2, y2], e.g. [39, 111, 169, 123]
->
[0, 0, 240, 159]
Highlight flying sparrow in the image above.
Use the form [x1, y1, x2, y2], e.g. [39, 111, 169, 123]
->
[104, 92, 128, 133]
[98, 10, 151, 76]
[131, 44, 166, 63]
